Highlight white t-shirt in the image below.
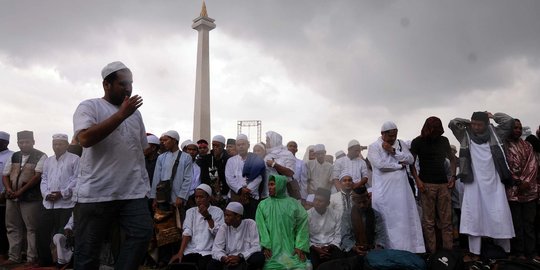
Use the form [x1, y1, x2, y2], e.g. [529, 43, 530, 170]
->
[73, 98, 150, 203]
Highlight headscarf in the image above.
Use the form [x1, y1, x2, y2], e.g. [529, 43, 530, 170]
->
[264, 131, 296, 176]
[302, 145, 314, 162]
[266, 131, 284, 153]
[420, 116, 444, 139]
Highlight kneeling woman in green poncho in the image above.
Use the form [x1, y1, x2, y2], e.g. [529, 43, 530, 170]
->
[256, 175, 309, 270]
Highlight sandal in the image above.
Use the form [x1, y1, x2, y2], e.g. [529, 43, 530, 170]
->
[470, 261, 484, 270]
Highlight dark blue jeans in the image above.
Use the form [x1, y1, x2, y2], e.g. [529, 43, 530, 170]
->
[74, 198, 153, 270]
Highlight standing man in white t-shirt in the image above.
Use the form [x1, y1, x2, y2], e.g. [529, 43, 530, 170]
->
[72, 61, 153, 269]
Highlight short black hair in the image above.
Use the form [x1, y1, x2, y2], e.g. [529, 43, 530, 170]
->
[197, 139, 209, 145]
[353, 186, 368, 195]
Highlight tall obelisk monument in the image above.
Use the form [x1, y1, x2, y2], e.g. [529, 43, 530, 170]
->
[192, 1, 215, 142]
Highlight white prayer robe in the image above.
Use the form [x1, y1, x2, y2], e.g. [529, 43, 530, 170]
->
[225, 155, 263, 199]
[263, 148, 296, 198]
[307, 207, 341, 248]
[306, 160, 333, 194]
[40, 152, 80, 209]
[459, 141, 515, 239]
[331, 157, 346, 180]
[212, 219, 261, 261]
[332, 157, 369, 184]
[188, 162, 201, 197]
[367, 137, 425, 253]
[53, 214, 74, 265]
[329, 191, 352, 221]
[294, 158, 309, 200]
[183, 205, 224, 256]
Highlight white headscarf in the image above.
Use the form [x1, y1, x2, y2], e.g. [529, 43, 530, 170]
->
[303, 145, 314, 162]
[264, 131, 296, 172]
[265, 131, 284, 153]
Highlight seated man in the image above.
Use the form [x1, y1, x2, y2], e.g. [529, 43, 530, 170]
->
[329, 172, 356, 255]
[350, 187, 387, 256]
[318, 187, 387, 270]
[209, 202, 265, 270]
[171, 184, 224, 270]
[52, 214, 74, 269]
[308, 188, 342, 269]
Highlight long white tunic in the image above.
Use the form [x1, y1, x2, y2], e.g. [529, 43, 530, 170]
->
[459, 141, 515, 238]
[212, 219, 261, 261]
[183, 205, 224, 256]
[367, 137, 425, 253]
[332, 157, 369, 184]
[329, 191, 351, 221]
[188, 162, 201, 197]
[306, 160, 333, 194]
[225, 155, 263, 199]
[53, 214, 75, 265]
[263, 147, 296, 197]
[294, 158, 309, 200]
[307, 207, 341, 248]
[40, 152, 80, 209]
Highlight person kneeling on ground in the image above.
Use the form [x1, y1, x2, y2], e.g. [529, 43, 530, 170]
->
[308, 187, 343, 269]
[170, 184, 224, 270]
[208, 202, 265, 270]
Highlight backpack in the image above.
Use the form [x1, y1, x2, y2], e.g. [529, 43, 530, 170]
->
[427, 250, 464, 270]
[364, 249, 426, 270]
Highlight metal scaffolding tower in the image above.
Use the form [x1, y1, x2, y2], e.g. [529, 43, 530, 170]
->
[237, 120, 262, 143]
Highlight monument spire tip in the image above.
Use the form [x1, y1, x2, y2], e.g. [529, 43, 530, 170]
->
[200, 1, 208, 17]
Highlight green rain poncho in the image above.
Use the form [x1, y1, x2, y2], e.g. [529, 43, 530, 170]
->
[256, 175, 309, 270]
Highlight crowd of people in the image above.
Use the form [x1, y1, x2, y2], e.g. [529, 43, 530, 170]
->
[0, 61, 540, 270]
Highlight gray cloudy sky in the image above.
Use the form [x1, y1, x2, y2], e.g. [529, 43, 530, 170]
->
[1, 0, 540, 156]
